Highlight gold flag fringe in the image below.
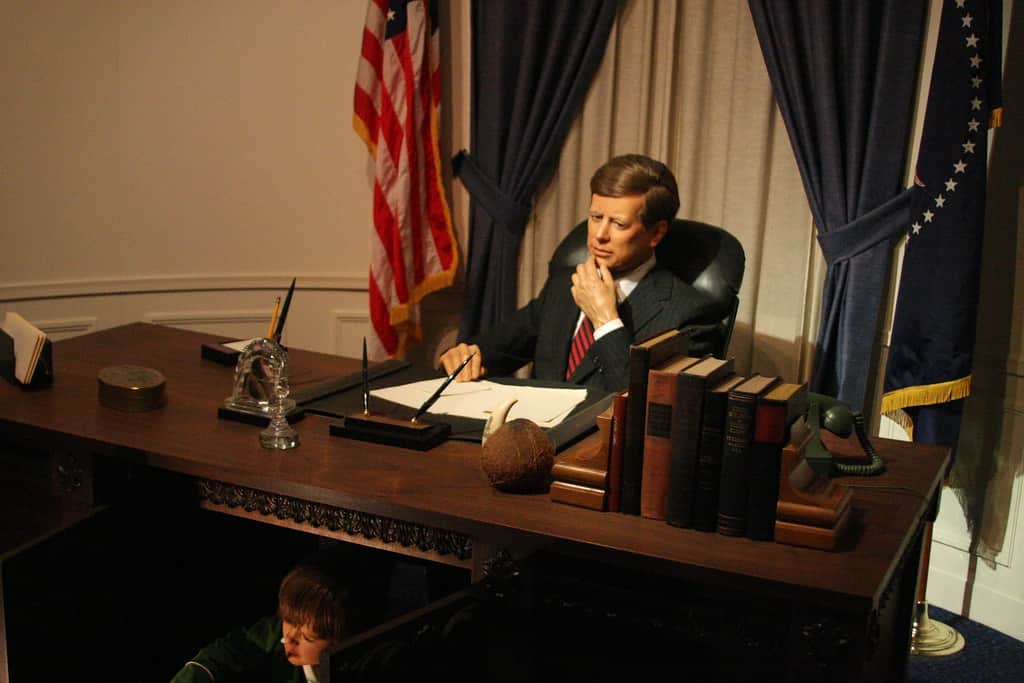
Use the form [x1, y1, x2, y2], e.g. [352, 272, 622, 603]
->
[880, 375, 973, 440]
[990, 106, 1003, 129]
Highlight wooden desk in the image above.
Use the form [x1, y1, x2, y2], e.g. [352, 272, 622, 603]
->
[0, 323, 948, 681]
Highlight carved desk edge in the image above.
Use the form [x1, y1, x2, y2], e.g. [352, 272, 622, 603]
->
[195, 478, 474, 563]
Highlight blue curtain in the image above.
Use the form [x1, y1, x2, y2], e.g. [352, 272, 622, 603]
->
[748, 0, 926, 410]
[454, 0, 617, 341]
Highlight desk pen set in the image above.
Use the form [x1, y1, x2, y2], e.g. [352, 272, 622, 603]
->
[329, 338, 453, 450]
[216, 281, 452, 450]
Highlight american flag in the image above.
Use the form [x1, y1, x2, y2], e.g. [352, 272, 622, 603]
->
[882, 0, 1002, 445]
[353, 0, 457, 358]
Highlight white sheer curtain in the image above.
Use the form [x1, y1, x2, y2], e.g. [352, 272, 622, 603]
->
[518, 0, 822, 383]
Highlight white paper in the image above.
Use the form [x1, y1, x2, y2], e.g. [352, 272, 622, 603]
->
[371, 379, 587, 428]
[224, 338, 262, 352]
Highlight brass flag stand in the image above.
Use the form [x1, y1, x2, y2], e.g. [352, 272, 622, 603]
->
[911, 521, 965, 656]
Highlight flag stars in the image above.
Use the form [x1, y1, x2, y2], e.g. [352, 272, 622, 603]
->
[971, 76, 983, 88]
[935, 194, 946, 208]
[911, 222, 922, 236]
[962, 140, 976, 154]
[387, 9, 395, 21]
[966, 34, 979, 48]
[962, 13, 973, 28]
[954, 160, 968, 174]
[955, 0, 966, 7]
[968, 118, 981, 132]
[970, 54, 983, 68]
[970, 96, 982, 110]
[945, 178, 958, 192]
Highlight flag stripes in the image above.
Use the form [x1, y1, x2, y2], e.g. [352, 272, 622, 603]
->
[354, 0, 457, 357]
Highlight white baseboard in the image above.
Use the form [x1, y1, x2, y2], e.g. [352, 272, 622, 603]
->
[926, 549, 1024, 642]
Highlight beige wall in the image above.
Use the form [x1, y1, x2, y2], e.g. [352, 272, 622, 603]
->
[1, 1, 387, 358]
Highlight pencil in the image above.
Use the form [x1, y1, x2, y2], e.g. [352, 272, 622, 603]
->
[267, 296, 281, 338]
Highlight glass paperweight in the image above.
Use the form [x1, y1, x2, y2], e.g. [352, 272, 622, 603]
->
[223, 337, 299, 450]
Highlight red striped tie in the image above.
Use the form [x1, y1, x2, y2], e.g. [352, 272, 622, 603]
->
[565, 316, 595, 379]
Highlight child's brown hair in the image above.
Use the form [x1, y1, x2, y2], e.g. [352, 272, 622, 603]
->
[278, 555, 353, 644]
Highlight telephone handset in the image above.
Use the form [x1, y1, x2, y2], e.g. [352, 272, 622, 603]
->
[803, 392, 885, 477]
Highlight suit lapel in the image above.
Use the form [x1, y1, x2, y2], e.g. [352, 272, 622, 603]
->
[620, 266, 673, 336]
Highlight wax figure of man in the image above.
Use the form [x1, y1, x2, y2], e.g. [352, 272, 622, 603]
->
[440, 154, 718, 392]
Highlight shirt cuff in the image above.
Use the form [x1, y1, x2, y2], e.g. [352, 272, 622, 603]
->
[593, 318, 623, 341]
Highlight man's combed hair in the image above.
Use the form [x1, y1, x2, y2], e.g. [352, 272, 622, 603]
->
[589, 154, 680, 228]
[278, 559, 352, 643]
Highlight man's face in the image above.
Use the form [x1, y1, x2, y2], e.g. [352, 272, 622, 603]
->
[282, 620, 331, 667]
[587, 194, 667, 276]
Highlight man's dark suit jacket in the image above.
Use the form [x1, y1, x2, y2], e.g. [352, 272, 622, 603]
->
[472, 265, 719, 392]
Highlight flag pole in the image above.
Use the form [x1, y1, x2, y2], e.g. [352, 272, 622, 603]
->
[910, 519, 964, 656]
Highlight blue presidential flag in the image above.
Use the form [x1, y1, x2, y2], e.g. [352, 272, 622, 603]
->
[882, 0, 1003, 447]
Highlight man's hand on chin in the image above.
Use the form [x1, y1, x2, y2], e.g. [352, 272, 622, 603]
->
[439, 343, 486, 382]
[571, 258, 619, 328]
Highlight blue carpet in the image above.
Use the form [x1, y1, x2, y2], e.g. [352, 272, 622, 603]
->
[907, 605, 1024, 682]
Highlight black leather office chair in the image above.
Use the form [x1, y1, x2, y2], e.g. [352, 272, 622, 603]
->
[548, 218, 746, 359]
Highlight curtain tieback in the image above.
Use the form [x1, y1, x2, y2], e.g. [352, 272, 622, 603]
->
[451, 150, 533, 230]
[817, 188, 914, 266]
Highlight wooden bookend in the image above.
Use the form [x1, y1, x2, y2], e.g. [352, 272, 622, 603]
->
[330, 412, 451, 451]
[551, 406, 612, 489]
[773, 430, 853, 551]
[550, 480, 607, 511]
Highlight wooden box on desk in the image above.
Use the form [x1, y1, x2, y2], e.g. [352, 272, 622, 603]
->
[549, 407, 613, 511]
[773, 427, 853, 551]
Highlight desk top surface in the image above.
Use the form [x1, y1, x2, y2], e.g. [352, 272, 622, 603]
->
[0, 323, 949, 613]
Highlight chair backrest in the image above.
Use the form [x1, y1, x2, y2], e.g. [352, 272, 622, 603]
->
[548, 218, 746, 358]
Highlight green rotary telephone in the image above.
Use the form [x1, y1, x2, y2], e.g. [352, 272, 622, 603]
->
[803, 393, 885, 477]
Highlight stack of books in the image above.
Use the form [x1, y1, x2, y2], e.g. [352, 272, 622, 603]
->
[551, 325, 851, 551]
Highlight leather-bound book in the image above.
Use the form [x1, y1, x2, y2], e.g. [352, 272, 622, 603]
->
[621, 328, 689, 515]
[716, 374, 779, 536]
[551, 405, 613, 489]
[746, 382, 809, 541]
[665, 356, 736, 528]
[640, 355, 704, 519]
[691, 373, 746, 531]
[550, 480, 606, 511]
[606, 390, 628, 512]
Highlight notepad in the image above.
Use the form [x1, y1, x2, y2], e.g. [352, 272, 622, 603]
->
[1, 312, 47, 384]
[371, 379, 587, 429]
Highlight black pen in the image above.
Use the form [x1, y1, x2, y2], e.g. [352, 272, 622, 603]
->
[411, 351, 476, 423]
[361, 337, 369, 415]
[272, 278, 296, 342]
